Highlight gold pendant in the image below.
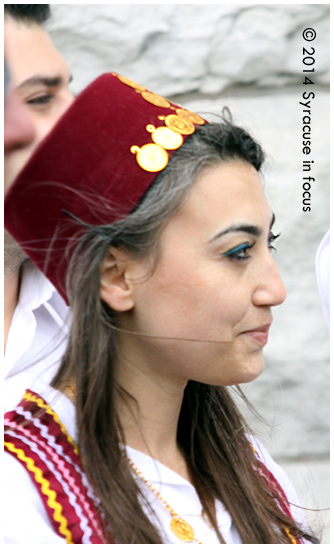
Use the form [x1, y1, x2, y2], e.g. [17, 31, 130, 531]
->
[130, 143, 169, 172]
[163, 114, 195, 135]
[146, 124, 184, 150]
[170, 517, 195, 542]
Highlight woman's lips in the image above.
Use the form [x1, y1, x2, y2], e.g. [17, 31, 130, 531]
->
[239, 324, 271, 346]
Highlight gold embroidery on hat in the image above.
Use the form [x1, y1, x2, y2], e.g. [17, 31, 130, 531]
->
[161, 114, 195, 135]
[130, 144, 169, 172]
[113, 73, 206, 125]
[176, 109, 206, 125]
[141, 91, 171, 108]
[113, 73, 206, 173]
[146, 124, 184, 150]
[113, 73, 147, 91]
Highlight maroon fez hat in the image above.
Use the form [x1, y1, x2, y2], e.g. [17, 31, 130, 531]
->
[5, 72, 207, 303]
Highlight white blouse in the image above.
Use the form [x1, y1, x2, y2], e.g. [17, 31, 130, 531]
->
[125, 443, 309, 544]
[4, 381, 309, 544]
[4, 261, 70, 413]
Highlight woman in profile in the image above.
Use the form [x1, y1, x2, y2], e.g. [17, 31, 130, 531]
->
[4, 73, 318, 544]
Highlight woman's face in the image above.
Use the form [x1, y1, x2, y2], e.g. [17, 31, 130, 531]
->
[119, 160, 286, 387]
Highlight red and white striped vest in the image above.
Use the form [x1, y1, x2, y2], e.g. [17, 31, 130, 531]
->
[5, 389, 301, 544]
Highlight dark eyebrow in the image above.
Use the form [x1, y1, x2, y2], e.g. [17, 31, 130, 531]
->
[209, 213, 276, 243]
[18, 74, 73, 91]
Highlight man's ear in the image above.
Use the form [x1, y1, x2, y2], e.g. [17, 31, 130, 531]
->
[100, 247, 136, 312]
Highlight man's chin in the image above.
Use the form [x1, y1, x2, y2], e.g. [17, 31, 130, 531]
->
[4, 230, 28, 274]
[4, 147, 32, 195]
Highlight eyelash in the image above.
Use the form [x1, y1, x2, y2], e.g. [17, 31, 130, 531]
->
[224, 233, 280, 261]
[268, 232, 280, 251]
[27, 94, 53, 106]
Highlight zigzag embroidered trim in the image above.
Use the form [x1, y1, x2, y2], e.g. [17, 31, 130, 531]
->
[22, 391, 78, 453]
[4, 390, 106, 544]
[4, 440, 74, 543]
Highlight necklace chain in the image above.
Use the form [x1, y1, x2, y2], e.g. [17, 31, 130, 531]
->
[127, 457, 203, 544]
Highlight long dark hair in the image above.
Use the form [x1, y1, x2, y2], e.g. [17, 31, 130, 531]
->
[52, 119, 319, 543]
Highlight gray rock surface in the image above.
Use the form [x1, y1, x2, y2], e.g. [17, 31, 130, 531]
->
[47, 4, 329, 95]
[47, 4, 329, 541]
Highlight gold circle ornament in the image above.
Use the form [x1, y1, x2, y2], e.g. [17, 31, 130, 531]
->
[164, 114, 195, 135]
[146, 125, 183, 150]
[115, 74, 146, 91]
[170, 517, 195, 542]
[131, 143, 169, 172]
[141, 91, 170, 108]
[176, 108, 206, 125]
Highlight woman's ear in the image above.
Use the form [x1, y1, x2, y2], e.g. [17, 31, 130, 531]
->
[100, 247, 136, 312]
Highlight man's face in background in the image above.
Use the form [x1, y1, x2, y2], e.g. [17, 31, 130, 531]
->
[4, 16, 74, 191]
[4, 17, 74, 273]
[4, 59, 35, 165]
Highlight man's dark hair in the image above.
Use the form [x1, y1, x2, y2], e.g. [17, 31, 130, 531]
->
[4, 4, 51, 24]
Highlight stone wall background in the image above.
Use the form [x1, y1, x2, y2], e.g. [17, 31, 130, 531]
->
[47, 3, 330, 541]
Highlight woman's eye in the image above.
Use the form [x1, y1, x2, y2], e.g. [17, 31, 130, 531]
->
[268, 232, 280, 251]
[224, 242, 255, 261]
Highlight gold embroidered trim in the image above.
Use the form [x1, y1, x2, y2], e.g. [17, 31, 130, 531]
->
[111, 72, 206, 173]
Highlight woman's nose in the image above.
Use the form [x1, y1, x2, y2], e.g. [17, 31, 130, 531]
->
[252, 254, 287, 307]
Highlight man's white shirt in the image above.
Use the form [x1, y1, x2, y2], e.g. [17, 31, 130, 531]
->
[4, 260, 70, 412]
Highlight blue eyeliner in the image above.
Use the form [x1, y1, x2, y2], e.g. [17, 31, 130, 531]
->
[224, 243, 251, 257]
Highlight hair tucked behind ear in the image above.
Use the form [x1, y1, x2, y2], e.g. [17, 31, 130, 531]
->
[52, 115, 319, 543]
